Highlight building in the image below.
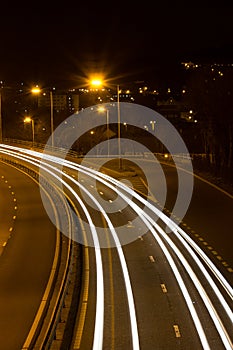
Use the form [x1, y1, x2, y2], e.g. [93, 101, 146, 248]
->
[38, 91, 79, 113]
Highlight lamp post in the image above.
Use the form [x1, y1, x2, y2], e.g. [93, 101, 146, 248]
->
[89, 78, 122, 167]
[24, 117, 35, 147]
[116, 84, 122, 169]
[0, 90, 2, 143]
[50, 91, 54, 148]
[97, 106, 110, 157]
[31, 86, 54, 148]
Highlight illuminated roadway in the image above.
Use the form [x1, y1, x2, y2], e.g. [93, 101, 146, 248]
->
[0, 144, 232, 350]
[0, 161, 57, 350]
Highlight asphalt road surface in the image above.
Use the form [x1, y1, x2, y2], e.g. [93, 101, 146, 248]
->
[0, 162, 57, 350]
[0, 148, 232, 350]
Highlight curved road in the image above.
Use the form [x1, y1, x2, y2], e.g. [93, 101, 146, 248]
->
[0, 146, 232, 350]
[0, 162, 57, 350]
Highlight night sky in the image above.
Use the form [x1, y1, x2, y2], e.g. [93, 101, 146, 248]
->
[1, 4, 233, 88]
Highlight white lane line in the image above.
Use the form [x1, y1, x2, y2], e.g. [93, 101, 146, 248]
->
[173, 324, 181, 338]
[149, 255, 155, 263]
[0, 149, 104, 350]
[36, 154, 140, 349]
[3, 144, 233, 349]
[160, 284, 167, 293]
[3, 149, 140, 350]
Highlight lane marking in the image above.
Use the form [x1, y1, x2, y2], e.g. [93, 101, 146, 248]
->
[173, 324, 181, 338]
[127, 221, 134, 228]
[212, 251, 218, 255]
[107, 237, 115, 350]
[160, 284, 167, 293]
[73, 245, 89, 349]
[152, 187, 233, 275]
[149, 255, 155, 263]
[216, 256, 223, 261]
[73, 302, 87, 349]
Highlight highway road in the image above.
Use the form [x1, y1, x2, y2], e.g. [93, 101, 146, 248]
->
[0, 161, 58, 350]
[0, 145, 232, 350]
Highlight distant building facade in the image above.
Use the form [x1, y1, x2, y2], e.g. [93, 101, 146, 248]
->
[38, 92, 79, 113]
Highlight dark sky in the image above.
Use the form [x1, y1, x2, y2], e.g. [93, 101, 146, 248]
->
[1, 3, 233, 88]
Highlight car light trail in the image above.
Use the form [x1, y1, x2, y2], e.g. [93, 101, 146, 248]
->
[0, 147, 140, 350]
[0, 146, 209, 348]
[65, 154, 232, 300]
[0, 144, 232, 349]
[0, 147, 104, 350]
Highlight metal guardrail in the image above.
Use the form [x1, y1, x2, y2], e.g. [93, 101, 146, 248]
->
[2, 138, 82, 159]
[3, 138, 205, 161]
[0, 153, 80, 349]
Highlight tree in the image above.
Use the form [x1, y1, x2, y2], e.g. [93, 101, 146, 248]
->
[182, 63, 233, 183]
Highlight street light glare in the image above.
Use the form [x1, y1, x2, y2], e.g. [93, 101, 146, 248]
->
[31, 86, 41, 94]
[24, 116, 32, 123]
[97, 106, 106, 112]
[90, 78, 103, 87]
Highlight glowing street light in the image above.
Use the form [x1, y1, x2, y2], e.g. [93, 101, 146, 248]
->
[31, 86, 41, 94]
[89, 78, 122, 167]
[90, 78, 103, 88]
[24, 116, 35, 147]
[31, 85, 54, 148]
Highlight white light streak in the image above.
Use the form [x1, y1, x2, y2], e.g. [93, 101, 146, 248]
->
[1, 144, 233, 349]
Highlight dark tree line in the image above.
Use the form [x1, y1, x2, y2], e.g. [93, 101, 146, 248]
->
[182, 65, 233, 185]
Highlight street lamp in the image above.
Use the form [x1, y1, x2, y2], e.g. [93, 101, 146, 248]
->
[0, 90, 2, 143]
[24, 117, 35, 147]
[31, 86, 54, 148]
[89, 78, 122, 167]
[116, 84, 122, 169]
[97, 106, 110, 157]
[89, 78, 103, 88]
